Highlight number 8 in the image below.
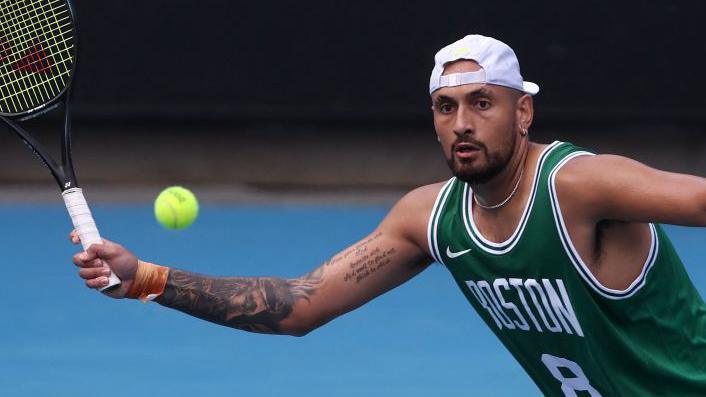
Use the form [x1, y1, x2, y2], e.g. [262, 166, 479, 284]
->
[541, 353, 602, 397]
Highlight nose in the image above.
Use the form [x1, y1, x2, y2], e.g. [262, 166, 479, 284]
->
[452, 105, 474, 136]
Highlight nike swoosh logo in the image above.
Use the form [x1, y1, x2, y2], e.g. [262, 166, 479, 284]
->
[446, 246, 472, 258]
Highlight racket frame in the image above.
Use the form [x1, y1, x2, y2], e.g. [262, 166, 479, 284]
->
[0, 0, 121, 291]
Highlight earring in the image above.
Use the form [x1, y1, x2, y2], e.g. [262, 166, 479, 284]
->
[520, 127, 528, 136]
[437, 136, 441, 142]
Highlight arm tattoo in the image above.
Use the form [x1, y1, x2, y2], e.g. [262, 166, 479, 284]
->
[155, 232, 387, 334]
[155, 268, 324, 335]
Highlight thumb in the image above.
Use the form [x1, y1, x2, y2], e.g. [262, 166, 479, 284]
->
[84, 242, 111, 261]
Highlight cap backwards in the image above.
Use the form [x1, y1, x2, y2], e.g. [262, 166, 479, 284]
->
[429, 34, 539, 96]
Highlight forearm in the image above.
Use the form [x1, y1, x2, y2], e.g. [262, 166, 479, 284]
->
[154, 269, 322, 336]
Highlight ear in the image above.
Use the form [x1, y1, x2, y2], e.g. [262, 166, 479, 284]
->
[516, 94, 534, 132]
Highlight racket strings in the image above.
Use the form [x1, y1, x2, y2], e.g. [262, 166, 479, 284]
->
[0, 0, 74, 114]
[0, 1, 71, 69]
[0, 34, 72, 81]
[0, 6, 69, 61]
[0, 36, 72, 87]
[0, 0, 62, 111]
[1, 0, 72, 106]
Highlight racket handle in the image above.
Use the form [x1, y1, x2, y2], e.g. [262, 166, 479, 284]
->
[62, 188, 121, 291]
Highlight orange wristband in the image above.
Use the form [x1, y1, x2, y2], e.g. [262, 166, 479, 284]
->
[126, 260, 170, 302]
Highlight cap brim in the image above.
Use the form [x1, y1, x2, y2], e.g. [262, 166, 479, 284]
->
[523, 81, 540, 95]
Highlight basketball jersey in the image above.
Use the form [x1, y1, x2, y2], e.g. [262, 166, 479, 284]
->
[427, 141, 706, 396]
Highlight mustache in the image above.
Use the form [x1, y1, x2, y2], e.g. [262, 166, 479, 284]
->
[452, 136, 487, 152]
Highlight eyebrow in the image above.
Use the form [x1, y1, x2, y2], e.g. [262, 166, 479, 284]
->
[466, 87, 494, 100]
[433, 95, 454, 106]
[433, 87, 494, 105]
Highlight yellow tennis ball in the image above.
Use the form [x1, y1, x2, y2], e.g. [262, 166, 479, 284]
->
[154, 186, 199, 230]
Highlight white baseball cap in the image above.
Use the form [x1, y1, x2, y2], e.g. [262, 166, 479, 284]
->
[429, 34, 539, 95]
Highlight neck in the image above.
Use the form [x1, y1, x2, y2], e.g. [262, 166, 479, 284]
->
[472, 140, 530, 210]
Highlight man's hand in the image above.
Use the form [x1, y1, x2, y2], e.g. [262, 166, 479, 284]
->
[70, 231, 138, 298]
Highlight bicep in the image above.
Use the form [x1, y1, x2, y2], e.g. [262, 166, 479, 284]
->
[557, 154, 706, 226]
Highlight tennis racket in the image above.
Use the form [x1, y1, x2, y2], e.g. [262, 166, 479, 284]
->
[0, 0, 120, 290]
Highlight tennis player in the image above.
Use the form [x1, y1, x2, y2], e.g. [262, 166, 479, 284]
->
[71, 35, 706, 395]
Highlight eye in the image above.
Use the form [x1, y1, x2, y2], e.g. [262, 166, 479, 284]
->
[438, 103, 455, 114]
[476, 100, 491, 110]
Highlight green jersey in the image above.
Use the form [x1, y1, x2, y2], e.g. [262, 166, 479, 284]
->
[428, 141, 706, 396]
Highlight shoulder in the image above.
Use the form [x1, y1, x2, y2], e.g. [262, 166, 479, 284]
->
[555, 153, 640, 189]
[379, 180, 449, 245]
[554, 153, 650, 219]
[396, 181, 448, 212]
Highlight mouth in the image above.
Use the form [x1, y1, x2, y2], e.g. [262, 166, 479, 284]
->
[453, 142, 480, 159]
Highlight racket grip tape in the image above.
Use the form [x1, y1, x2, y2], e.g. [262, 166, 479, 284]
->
[62, 188, 121, 291]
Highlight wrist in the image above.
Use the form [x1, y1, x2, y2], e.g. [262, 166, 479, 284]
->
[126, 260, 170, 302]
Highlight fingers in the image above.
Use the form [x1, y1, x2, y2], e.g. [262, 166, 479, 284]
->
[82, 242, 114, 262]
[73, 252, 103, 268]
[68, 230, 114, 248]
[78, 266, 111, 280]
[70, 235, 129, 292]
[71, 239, 119, 268]
[85, 276, 110, 289]
[72, 241, 113, 268]
[68, 230, 80, 245]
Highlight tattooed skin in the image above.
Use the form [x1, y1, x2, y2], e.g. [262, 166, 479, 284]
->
[154, 232, 391, 335]
[155, 267, 324, 335]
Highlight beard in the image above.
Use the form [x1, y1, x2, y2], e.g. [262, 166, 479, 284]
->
[446, 132, 516, 184]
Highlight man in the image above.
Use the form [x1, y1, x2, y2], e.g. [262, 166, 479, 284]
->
[72, 35, 706, 395]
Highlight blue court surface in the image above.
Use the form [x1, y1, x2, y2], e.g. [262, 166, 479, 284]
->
[1, 204, 704, 396]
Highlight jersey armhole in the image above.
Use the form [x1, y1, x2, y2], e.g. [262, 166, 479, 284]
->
[547, 152, 659, 300]
[427, 178, 455, 266]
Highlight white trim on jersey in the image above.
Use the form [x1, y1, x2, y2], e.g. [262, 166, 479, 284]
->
[460, 141, 562, 255]
[427, 178, 456, 265]
[548, 151, 659, 300]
